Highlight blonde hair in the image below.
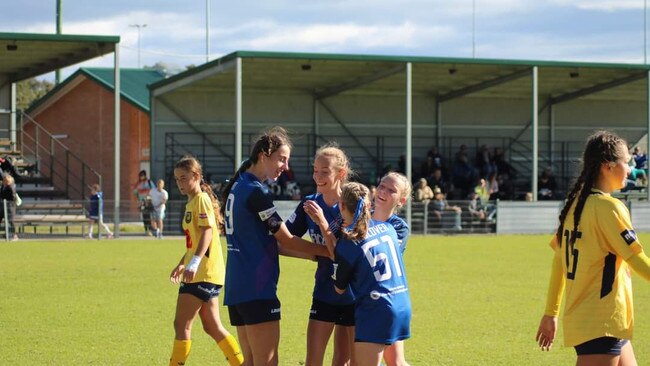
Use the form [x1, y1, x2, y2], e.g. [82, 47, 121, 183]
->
[175, 155, 223, 229]
[340, 182, 371, 242]
[381, 172, 412, 210]
[315, 143, 354, 181]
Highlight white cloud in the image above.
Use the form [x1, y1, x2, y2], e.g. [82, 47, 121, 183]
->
[548, 0, 642, 11]
[233, 21, 455, 52]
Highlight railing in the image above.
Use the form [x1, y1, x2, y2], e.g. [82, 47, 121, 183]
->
[19, 112, 101, 200]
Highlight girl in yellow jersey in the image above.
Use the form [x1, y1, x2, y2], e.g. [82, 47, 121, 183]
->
[536, 131, 650, 366]
[168, 156, 244, 366]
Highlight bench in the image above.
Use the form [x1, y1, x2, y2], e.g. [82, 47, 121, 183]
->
[612, 189, 647, 201]
[13, 214, 89, 235]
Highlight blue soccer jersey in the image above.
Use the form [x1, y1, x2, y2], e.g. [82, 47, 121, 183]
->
[333, 220, 412, 344]
[223, 172, 282, 306]
[387, 214, 409, 254]
[286, 194, 355, 305]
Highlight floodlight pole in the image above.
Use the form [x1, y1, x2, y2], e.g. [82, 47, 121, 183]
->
[645, 0, 648, 64]
[129, 24, 147, 68]
[472, 0, 476, 58]
[206, 0, 211, 63]
[55, 0, 63, 84]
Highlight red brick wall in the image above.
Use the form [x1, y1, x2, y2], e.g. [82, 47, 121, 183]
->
[26, 77, 150, 212]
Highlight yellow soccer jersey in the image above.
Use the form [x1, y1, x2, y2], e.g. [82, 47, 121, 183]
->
[550, 189, 643, 346]
[182, 192, 225, 285]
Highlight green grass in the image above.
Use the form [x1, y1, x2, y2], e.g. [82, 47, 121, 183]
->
[1, 234, 650, 365]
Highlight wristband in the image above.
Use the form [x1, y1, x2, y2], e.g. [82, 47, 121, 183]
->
[186, 255, 202, 272]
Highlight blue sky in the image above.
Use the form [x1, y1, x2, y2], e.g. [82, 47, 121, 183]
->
[2, 0, 650, 78]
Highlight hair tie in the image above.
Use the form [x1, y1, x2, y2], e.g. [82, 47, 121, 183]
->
[345, 197, 365, 231]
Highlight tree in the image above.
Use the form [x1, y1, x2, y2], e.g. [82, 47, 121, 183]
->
[16, 78, 54, 111]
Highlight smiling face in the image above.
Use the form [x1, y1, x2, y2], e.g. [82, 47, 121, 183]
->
[261, 144, 291, 181]
[174, 167, 200, 197]
[374, 175, 404, 214]
[313, 155, 343, 195]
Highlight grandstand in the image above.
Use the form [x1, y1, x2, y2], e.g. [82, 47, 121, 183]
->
[149, 51, 650, 231]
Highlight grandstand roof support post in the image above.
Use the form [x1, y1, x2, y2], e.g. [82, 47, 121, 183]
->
[531, 66, 539, 202]
[647, 70, 650, 201]
[113, 43, 121, 236]
[235, 57, 243, 170]
[435, 99, 442, 149]
[10, 82, 16, 149]
[549, 103, 555, 168]
[313, 98, 320, 147]
[405, 62, 413, 227]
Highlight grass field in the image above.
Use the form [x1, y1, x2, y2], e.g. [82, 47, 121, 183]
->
[2, 234, 650, 365]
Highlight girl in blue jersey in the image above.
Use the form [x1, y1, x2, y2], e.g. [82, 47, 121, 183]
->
[285, 144, 355, 366]
[372, 172, 411, 366]
[312, 182, 411, 366]
[221, 127, 332, 366]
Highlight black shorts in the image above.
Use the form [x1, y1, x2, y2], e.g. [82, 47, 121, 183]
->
[575, 337, 629, 356]
[228, 298, 281, 326]
[309, 298, 355, 326]
[178, 282, 222, 302]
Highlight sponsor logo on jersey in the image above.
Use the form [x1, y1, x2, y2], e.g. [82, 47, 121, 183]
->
[198, 213, 208, 219]
[184, 211, 192, 224]
[620, 229, 637, 245]
[258, 206, 277, 221]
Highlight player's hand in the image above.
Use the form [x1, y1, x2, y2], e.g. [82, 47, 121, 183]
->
[323, 229, 336, 260]
[304, 201, 327, 228]
[170, 264, 185, 284]
[535, 315, 557, 351]
[182, 268, 196, 283]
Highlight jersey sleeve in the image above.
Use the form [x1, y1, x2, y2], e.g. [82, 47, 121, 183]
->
[196, 193, 217, 228]
[392, 217, 410, 253]
[333, 240, 358, 291]
[285, 198, 308, 236]
[596, 199, 643, 260]
[247, 186, 283, 234]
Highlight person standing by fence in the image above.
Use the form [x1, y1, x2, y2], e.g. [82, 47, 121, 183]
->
[0, 174, 17, 241]
[150, 179, 169, 239]
[133, 169, 155, 236]
[86, 183, 113, 239]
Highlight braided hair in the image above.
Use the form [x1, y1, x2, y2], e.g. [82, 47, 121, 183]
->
[340, 182, 372, 242]
[556, 131, 627, 244]
[221, 126, 292, 213]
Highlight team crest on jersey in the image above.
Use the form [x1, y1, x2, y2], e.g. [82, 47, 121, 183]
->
[620, 229, 637, 245]
[185, 211, 192, 224]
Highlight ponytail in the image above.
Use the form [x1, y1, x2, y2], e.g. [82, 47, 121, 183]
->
[340, 182, 371, 242]
[221, 159, 253, 216]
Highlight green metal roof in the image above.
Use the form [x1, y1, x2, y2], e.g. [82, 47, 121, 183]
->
[0, 32, 119, 83]
[27, 68, 165, 114]
[150, 50, 650, 103]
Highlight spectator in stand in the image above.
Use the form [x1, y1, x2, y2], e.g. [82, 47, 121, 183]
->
[633, 146, 648, 170]
[538, 168, 558, 200]
[86, 183, 114, 239]
[628, 148, 647, 187]
[493, 147, 517, 179]
[414, 178, 434, 203]
[133, 169, 155, 236]
[475, 144, 496, 179]
[0, 156, 20, 181]
[474, 178, 490, 206]
[487, 172, 500, 200]
[426, 145, 446, 173]
[525, 192, 533, 202]
[467, 191, 486, 221]
[150, 179, 169, 239]
[451, 146, 477, 199]
[397, 154, 406, 174]
[0, 174, 18, 241]
[431, 187, 462, 231]
[420, 156, 437, 182]
[428, 168, 449, 194]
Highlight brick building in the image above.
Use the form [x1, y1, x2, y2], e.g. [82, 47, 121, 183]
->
[25, 68, 165, 209]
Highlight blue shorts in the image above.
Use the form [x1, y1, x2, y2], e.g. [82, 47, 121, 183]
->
[575, 337, 629, 356]
[309, 298, 355, 326]
[228, 298, 281, 326]
[178, 282, 221, 302]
